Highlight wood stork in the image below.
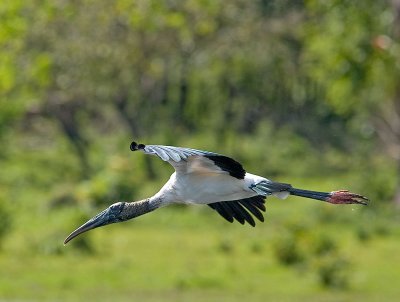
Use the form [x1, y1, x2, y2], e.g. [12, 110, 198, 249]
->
[64, 141, 368, 244]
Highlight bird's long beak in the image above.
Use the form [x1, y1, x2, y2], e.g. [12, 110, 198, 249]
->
[64, 209, 109, 245]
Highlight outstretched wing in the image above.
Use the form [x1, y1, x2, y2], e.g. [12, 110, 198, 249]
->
[130, 141, 246, 179]
[208, 195, 266, 227]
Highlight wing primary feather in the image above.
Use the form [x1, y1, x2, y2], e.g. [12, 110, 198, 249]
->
[218, 202, 237, 222]
[251, 197, 266, 211]
[223, 202, 245, 225]
[153, 147, 170, 161]
[165, 148, 181, 162]
[228, 201, 256, 227]
[208, 203, 234, 223]
[209, 196, 266, 226]
[238, 200, 265, 222]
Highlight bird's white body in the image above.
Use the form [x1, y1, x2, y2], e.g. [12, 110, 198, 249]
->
[154, 172, 266, 206]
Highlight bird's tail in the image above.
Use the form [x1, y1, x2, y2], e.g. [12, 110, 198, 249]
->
[252, 181, 368, 205]
[289, 187, 368, 205]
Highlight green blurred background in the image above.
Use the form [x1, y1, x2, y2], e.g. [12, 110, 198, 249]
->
[1, 0, 400, 301]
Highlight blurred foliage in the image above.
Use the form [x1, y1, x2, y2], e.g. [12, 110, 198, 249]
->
[273, 219, 351, 289]
[1, 0, 400, 301]
[0, 200, 12, 248]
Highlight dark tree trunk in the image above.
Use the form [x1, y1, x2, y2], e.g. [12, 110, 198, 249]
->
[44, 98, 91, 179]
[114, 93, 156, 180]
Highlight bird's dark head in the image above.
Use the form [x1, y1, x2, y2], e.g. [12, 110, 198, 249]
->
[64, 202, 127, 244]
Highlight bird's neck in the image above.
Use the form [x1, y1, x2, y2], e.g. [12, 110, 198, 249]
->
[120, 197, 163, 221]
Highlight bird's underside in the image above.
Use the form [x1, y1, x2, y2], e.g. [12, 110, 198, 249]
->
[64, 141, 368, 244]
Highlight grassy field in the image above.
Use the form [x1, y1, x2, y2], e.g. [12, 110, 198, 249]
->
[1, 183, 399, 302]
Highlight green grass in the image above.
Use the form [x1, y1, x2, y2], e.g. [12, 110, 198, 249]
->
[1, 196, 400, 302]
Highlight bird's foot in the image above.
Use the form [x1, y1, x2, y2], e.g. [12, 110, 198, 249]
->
[326, 190, 369, 205]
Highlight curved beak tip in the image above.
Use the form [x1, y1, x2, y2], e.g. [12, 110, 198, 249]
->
[63, 216, 105, 245]
[63, 235, 74, 245]
[63, 229, 84, 245]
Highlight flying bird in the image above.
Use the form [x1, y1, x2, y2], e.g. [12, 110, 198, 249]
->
[64, 142, 368, 244]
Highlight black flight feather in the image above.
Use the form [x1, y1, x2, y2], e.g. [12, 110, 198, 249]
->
[204, 155, 246, 179]
[238, 199, 265, 222]
[208, 203, 234, 223]
[225, 202, 246, 225]
[208, 195, 266, 226]
[228, 201, 256, 226]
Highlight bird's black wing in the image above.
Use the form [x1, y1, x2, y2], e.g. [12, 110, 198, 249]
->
[208, 195, 266, 226]
[130, 141, 246, 179]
